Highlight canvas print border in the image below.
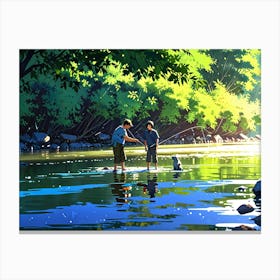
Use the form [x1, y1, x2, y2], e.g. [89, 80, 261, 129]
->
[1, 0, 280, 279]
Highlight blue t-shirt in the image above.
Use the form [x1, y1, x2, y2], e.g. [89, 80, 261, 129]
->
[143, 129, 160, 147]
[112, 126, 127, 147]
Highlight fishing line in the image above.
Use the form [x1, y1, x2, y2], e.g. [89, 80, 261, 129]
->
[159, 126, 211, 145]
[127, 129, 145, 145]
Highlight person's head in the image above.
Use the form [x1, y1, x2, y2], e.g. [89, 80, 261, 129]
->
[146, 120, 154, 131]
[123, 119, 133, 129]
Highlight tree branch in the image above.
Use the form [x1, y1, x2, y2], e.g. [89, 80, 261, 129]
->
[20, 50, 35, 78]
[21, 63, 45, 79]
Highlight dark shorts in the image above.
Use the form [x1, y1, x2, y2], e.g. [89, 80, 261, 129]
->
[146, 147, 158, 163]
[113, 143, 126, 164]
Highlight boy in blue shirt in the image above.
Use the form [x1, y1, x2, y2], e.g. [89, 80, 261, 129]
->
[143, 120, 160, 170]
[112, 119, 140, 172]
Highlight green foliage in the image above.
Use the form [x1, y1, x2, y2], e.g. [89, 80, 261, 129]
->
[19, 49, 261, 136]
[212, 82, 260, 132]
[156, 77, 192, 109]
[160, 97, 181, 123]
[43, 80, 87, 127]
[20, 91, 36, 126]
[183, 81, 261, 133]
[237, 50, 261, 91]
[186, 87, 220, 129]
[20, 76, 87, 129]
[201, 49, 261, 97]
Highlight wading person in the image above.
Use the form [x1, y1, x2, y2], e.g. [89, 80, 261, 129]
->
[112, 119, 141, 172]
[143, 120, 160, 170]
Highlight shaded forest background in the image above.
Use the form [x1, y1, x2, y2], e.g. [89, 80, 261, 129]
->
[20, 49, 261, 148]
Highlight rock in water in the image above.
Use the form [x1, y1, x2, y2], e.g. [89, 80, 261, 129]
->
[252, 215, 261, 226]
[233, 225, 256, 231]
[237, 186, 247, 192]
[237, 204, 254, 214]
[253, 180, 261, 198]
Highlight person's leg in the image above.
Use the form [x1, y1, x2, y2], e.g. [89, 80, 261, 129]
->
[146, 149, 151, 170]
[121, 161, 126, 171]
[113, 146, 118, 171]
[113, 164, 118, 171]
[113, 145, 123, 171]
[152, 148, 158, 169]
[120, 144, 126, 171]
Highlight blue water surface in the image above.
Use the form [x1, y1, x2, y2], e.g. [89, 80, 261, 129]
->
[20, 153, 261, 231]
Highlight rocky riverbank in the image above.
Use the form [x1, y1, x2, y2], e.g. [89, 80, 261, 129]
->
[20, 132, 112, 153]
[20, 131, 261, 153]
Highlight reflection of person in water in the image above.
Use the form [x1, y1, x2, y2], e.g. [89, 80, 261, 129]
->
[142, 174, 158, 200]
[111, 172, 132, 204]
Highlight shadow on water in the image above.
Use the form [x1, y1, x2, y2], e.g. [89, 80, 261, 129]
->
[19, 148, 261, 231]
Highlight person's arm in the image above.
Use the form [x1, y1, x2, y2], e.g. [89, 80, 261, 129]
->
[155, 138, 159, 149]
[144, 140, 148, 151]
[155, 130, 160, 149]
[142, 132, 147, 150]
[124, 135, 140, 143]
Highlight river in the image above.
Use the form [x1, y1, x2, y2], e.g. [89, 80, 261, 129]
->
[20, 143, 261, 231]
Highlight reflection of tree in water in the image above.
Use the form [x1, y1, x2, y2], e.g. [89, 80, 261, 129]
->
[111, 173, 132, 204]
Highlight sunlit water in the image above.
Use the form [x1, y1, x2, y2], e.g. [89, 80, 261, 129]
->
[20, 145, 261, 231]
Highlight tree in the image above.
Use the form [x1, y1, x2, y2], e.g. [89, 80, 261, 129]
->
[19, 49, 261, 140]
[201, 49, 261, 97]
